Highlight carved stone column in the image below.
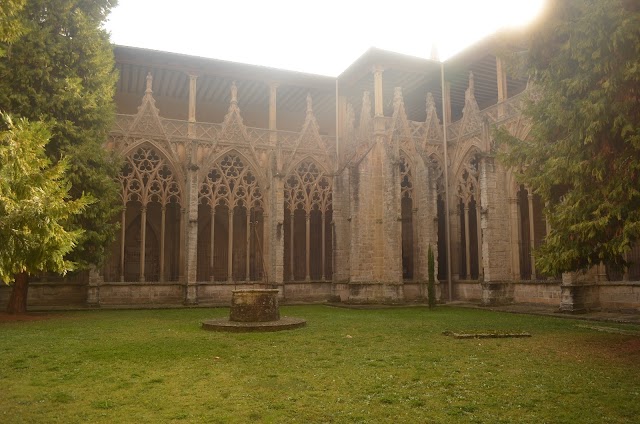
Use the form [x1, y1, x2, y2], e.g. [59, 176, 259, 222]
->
[227, 208, 234, 283]
[464, 203, 471, 278]
[289, 211, 295, 280]
[271, 175, 285, 285]
[269, 83, 278, 136]
[139, 206, 147, 283]
[120, 207, 126, 282]
[160, 206, 166, 283]
[373, 66, 384, 117]
[496, 58, 508, 118]
[210, 208, 216, 282]
[450, 202, 461, 282]
[321, 210, 326, 281]
[188, 74, 198, 123]
[476, 201, 483, 280]
[305, 212, 311, 281]
[185, 145, 199, 305]
[246, 210, 251, 281]
[186, 73, 199, 301]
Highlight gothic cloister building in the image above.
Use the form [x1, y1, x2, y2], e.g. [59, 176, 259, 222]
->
[4, 39, 640, 312]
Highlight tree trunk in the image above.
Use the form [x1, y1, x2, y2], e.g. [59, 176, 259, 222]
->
[7, 272, 29, 314]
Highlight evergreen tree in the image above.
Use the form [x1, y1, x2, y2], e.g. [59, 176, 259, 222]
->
[0, 0, 120, 270]
[0, 115, 91, 313]
[498, 0, 640, 276]
[0, 0, 26, 53]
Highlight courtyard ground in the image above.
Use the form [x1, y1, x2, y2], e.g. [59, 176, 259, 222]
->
[1, 305, 639, 423]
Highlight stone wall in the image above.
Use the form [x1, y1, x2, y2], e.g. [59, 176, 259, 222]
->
[0, 282, 87, 309]
[599, 283, 640, 312]
[98, 283, 184, 306]
[453, 282, 483, 301]
[512, 281, 562, 305]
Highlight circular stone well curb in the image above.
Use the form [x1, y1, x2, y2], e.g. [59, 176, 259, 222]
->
[201, 316, 306, 332]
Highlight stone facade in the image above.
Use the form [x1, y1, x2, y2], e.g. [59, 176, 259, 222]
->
[3, 44, 640, 313]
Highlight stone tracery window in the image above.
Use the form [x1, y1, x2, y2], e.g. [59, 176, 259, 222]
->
[199, 153, 263, 211]
[114, 146, 182, 283]
[284, 160, 332, 214]
[400, 155, 413, 200]
[284, 160, 333, 281]
[120, 147, 182, 206]
[455, 154, 482, 280]
[400, 154, 415, 280]
[198, 153, 264, 282]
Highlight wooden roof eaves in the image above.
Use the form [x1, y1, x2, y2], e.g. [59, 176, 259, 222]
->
[113, 45, 336, 93]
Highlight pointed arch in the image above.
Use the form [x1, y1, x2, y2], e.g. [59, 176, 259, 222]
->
[284, 157, 333, 214]
[202, 147, 267, 192]
[120, 141, 184, 207]
[197, 149, 266, 283]
[452, 146, 482, 281]
[399, 150, 414, 200]
[284, 157, 333, 282]
[399, 150, 416, 280]
[114, 143, 183, 284]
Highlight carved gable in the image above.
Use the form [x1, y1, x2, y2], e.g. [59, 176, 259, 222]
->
[129, 72, 166, 138]
[218, 82, 250, 143]
[388, 87, 412, 147]
[457, 72, 484, 138]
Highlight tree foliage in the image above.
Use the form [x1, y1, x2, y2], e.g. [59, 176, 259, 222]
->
[498, 0, 640, 275]
[0, 0, 120, 268]
[0, 114, 91, 283]
[0, 0, 26, 52]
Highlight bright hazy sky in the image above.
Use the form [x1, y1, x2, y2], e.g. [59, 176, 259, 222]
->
[105, 0, 546, 77]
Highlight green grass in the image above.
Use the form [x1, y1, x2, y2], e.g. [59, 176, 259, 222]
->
[1, 306, 640, 423]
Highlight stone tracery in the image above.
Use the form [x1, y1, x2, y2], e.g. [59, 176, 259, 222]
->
[198, 153, 265, 282]
[117, 146, 182, 283]
[284, 159, 333, 281]
[455, 154, 482, 280]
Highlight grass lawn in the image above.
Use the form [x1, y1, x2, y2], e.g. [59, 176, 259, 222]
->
[1, 305, 640, 423]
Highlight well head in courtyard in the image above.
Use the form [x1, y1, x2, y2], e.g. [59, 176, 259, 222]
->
[201, 288, 306, 332]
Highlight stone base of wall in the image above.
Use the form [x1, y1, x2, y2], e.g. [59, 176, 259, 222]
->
[280, 281, 332, 302]
[453, 281, 483, 301]
[98, 283, 185, 306]
[512, 281, 562, 305]
[403, 282, 426, 302]
[481, 282, 514, 306]
[0, 282, 87, 309]
[4, 277, 640, 313]
[599, 283, 640, 312]
[345, 282, 405, 304]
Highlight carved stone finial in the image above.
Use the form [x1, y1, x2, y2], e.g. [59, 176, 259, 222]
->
[362, 91, 371, 114]
[231, 81, 238, 104]
[393, 87, 403, 108]
[145, 72, 153, 94]
[306, 93, 313, 114]
[426, 92, 435, 111]
[467, 71, 475, 99]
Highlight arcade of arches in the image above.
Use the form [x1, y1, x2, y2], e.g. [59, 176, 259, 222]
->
[6, 44, 640, 313]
